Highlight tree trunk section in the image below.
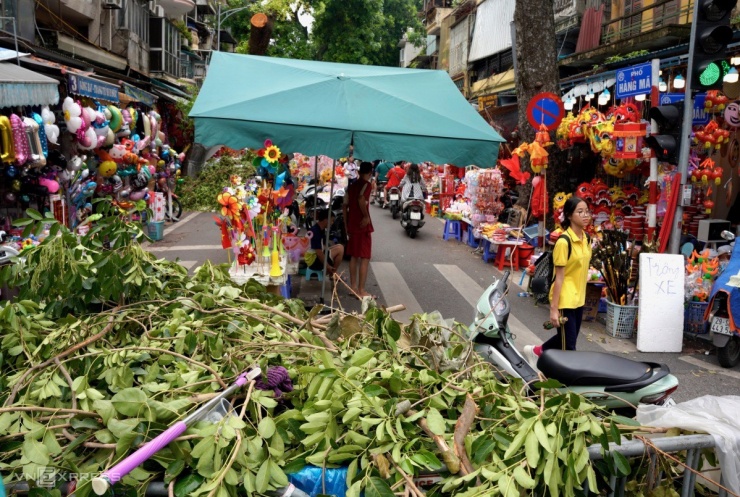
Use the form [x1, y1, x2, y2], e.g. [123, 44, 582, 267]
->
[513, 0, 568, 222]
[186, 143, 208, 178]
[248, 13, 273, 56]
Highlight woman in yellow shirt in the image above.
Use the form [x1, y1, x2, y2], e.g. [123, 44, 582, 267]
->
[525, 197, 592, 361]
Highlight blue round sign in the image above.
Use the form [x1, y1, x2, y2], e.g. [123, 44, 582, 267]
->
[526, 92, 565, 131]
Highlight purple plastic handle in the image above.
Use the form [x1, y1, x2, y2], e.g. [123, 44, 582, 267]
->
[103, 421, 187, 484]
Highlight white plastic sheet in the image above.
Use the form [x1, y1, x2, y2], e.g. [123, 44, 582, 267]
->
[636, 395, 740, 493]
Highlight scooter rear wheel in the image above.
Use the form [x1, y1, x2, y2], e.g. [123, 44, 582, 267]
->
[718, 336, 740, 367]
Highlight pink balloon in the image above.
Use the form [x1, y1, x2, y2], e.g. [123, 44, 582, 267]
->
[148, 165, 156, 175]
[129, 189, 148, 201]
[39, 178, 60, 194]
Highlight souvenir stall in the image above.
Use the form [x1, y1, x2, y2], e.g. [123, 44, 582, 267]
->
[1, 59, 184, 245]
[215, 140, 297, 294]
[0, 62, 61, 250]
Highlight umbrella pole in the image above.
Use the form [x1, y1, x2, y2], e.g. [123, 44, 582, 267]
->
[313, 156, 319, 228]
[320, 158, 336, 305]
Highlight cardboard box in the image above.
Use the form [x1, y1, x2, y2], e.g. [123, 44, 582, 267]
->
[583, 283, 605, 322]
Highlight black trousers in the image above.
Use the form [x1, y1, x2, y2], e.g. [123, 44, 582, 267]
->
[542, 307, 583, 351]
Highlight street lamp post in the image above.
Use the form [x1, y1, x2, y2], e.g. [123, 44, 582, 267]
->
[0, 17, 21, 65]
[216, 4, 252, 51]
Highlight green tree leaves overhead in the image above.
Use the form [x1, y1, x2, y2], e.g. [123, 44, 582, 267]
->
[220, 0, 422, 66]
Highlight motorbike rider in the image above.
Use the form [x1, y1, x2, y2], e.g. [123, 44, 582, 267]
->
[524, 196, 592, 365]
[383, 161, 406, 207]
[399, 163, 427, 206]
[373, 160, 392, 204]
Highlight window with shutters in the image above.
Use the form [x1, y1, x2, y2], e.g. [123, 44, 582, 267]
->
[653, 0, 680, 28]
[622, 0, 642, 38]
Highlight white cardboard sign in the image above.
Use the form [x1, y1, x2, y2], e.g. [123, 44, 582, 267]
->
[637, 253, 684, 352]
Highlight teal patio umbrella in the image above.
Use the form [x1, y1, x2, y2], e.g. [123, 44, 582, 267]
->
[190, 52, 505, 166]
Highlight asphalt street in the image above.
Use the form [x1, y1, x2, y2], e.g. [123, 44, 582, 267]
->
[146, 207, 740, 404]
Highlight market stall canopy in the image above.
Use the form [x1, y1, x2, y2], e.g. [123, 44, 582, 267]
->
[0, 62, 59, 106]
[190, 52, 505, 166]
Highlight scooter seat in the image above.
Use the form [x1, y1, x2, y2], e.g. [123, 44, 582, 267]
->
[537, 349, 653, 387]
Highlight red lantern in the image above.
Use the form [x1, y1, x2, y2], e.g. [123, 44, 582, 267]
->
[612, 122, 646, 160]
[704, 197, 715, 214]
[712, 166, 724, 185]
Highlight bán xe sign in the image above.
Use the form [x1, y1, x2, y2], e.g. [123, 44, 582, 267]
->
[615, 62, 651, 99]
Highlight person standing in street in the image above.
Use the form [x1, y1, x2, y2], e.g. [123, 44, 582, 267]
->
[343, 162, 375, 298]
[524, 197, 592, 364]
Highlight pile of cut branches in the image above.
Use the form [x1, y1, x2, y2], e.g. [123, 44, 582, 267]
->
[0, 208, 682, 497]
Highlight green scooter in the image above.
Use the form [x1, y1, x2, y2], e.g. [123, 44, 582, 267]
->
[468, 270, 679, 413]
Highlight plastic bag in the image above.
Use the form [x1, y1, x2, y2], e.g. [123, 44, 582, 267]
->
[288, 466, 348, 497]
[636, 395, 740, 493]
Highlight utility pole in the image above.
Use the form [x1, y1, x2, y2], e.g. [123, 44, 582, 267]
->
[668, 0, 699, 254]
[216, 4, 252, 51]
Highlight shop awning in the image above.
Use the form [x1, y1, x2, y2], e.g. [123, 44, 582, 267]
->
[151, 78, 191, 99]
[153, 89, 187, 104]
[0, 62, 60, 106]
[0, 47, 30, 62]
[122, 82, 158, 106]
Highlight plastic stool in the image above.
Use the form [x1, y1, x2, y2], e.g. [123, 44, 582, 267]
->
[305, 268, 324, 281]
[482, 240, 496, 263]
[443, 220, 462, 242]
[467, 226, 479, 248]
[494, 244, 519, 271]
[280, 276, 292, 298]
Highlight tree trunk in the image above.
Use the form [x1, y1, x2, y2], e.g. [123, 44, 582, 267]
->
[186, 143, 208, 178]
[248, 13, 273, 56]
[513, 0, 568, 221]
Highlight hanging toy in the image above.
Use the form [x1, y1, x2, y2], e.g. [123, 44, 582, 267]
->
[704, 186, 715, 214]
[62, 97, 83, 133]
[31, 113, 48, 158]
[41, 106, 59, 145]
[23, 117, 45, 166]
[10, 114, 30, 165]
[705, 90, 730, 113]
[0, 115, 15, 164]
[557, 112, 576, 149]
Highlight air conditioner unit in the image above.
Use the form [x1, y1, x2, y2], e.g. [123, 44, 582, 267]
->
[154, 5, 164, 16]
[148, 0, 158, 12]
[102, 0, 123, 9]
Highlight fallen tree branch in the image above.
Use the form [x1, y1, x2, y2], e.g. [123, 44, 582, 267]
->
[453, 394, 478, 476]
[396, 400, 461, 475]
[6, 309, 120, 406]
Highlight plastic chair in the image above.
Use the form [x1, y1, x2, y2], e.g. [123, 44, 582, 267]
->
[443, 220, 462, 242]
[305, 267, 324, 281]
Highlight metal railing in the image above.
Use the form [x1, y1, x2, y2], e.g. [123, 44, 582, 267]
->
[587, 434, 729, 497]
[601, 0, 691, 46]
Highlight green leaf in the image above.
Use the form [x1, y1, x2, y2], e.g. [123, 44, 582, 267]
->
[365, 476, 395, 497]
[612, 451, 631, 476]
[532, 379, 564, 389]
[174, 473, 204, 497]
[26, 209, 43, 221]
[23, 438, 50, 465]
[609, 421, 622, 445]
[524, 431, 540, 469]
[256, 459, 270, 493]
[111, 388, 148, 416]
[533, 420, 552, 453]
[471, 435, 496, 465]
[258, 416, 276, 439]
[107, 418, 140, 439]
[350, 347, 375, 366]
[269, 458, 289, 486]
[610, 415, 641, 427]
[425, 408, 446, 436]
[362, 384, 387, 397]
[383, 317, 401, 341]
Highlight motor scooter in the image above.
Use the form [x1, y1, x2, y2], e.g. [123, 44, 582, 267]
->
[373, 181, 387, 206]
[469, 271, 678, 413]
[400, 199, 425, 238]
[388, 186, 401, 219]
[704, 230, 740, 367]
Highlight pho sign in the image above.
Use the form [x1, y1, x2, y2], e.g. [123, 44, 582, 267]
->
[615, 62, 652, 99]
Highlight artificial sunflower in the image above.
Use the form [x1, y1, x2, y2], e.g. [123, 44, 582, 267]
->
[264, 145, 281, 164]
[217, 192, 241, 218]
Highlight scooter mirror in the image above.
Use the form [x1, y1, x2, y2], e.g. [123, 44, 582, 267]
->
[721, 230, 736, 241]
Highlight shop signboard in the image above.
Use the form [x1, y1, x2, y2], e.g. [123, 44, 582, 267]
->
[658, 93, 710, 125]
[615, 62, 652, 99]
[67, 74, 119, 103]
[478, 94, 497, 111]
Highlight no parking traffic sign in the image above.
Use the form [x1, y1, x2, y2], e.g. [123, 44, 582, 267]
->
[526, 92, 565, 131]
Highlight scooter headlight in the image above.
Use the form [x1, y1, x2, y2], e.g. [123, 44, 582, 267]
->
[489, 290, 506, 316]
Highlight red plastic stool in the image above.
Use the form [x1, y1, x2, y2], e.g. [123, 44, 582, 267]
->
[493, 243, 519, 271]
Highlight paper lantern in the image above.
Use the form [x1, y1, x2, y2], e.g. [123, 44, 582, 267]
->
[612, 122, 646, 160]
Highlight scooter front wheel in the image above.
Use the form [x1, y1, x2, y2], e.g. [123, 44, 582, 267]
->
[165, 196, 183, 222]
[718, 335, 740, 367]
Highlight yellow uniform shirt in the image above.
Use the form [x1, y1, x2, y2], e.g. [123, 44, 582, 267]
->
[548, 227, 592, 309]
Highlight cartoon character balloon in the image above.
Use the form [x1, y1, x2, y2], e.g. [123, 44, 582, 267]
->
[41, 106, 60, 145]
[62, 97, 83, 133]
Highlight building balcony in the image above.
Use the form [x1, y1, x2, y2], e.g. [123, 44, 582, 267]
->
[560, 0, 693, 70]
[159, 0, 195, 18]
[425, 7, 452, 35]
[36, 0, 96, 29]
[423, 0, 452, 14]
[194, 0, 215, 15]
